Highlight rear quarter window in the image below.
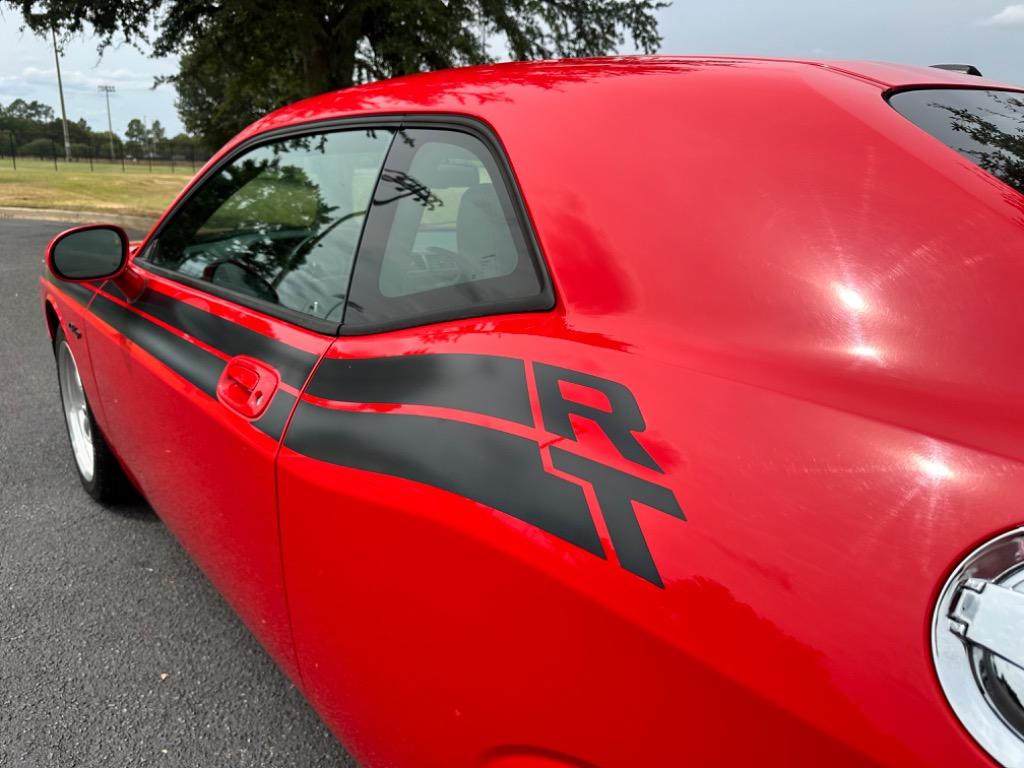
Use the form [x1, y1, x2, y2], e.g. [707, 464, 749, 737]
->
[888, 88, 1024, 195]
[342, 126, 552, 332]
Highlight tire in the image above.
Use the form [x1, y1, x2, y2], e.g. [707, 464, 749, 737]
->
[54, 328, 133, 504]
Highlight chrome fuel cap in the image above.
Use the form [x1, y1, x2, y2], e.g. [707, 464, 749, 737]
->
[933, 528, 1024, 767]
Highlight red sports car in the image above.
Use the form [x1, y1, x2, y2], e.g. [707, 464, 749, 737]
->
[40, 57, 1024, 767]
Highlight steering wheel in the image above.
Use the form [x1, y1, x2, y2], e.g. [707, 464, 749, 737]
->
[202, 258, 279, 303]
[282, 210, 366, 270]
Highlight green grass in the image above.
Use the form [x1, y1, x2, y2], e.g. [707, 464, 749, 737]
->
[0, 157, 196, 219]
[0, 157, 486, 226]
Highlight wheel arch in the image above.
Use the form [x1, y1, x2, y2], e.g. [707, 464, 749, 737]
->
[43, 298, 61, 342]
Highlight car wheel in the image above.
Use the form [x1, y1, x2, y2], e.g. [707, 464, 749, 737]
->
[55, 328, 133, 503]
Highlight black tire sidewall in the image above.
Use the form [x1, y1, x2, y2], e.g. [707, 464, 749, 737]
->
[54, 327, 130, 504]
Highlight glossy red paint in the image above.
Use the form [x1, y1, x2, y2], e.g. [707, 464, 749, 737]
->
[39, 57, 1024, 766]
[85, 271, 332, 684]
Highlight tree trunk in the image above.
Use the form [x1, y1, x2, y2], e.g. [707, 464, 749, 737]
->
[298, 4, 361, 96]
[327, 26, 360, 90]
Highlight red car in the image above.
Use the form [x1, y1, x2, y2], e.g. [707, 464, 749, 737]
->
[40, 57, 1024, 767]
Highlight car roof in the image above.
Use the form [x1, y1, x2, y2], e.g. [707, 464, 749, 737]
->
[218, 54, 1024, 457]
[238, 55, 1021, 144]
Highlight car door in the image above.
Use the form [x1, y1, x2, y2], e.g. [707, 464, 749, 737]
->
[275, 121, 688, 766]
[82, 126, 395, 679]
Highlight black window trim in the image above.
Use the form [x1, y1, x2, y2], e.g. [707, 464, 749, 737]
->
[133, 113, 555, 337]
[884, 83, 1024, 99]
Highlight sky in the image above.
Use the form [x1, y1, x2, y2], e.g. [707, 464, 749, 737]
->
[1, 1, 1023, 138]
[0, 14, 181, 135]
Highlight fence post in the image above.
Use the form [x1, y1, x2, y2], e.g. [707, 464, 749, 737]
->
[191, 142, 196, 172]
[120, 142, 126, 172]
[51, 139, 58, 171]
[8, 133, 14, 171]
[88, 140, 94, 171]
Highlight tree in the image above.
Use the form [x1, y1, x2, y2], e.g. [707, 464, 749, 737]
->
[5, 1, 667, 146]
[167, 130, 197, 160]
[19, 137, 56, 158]
[0, 98, 134, 158]
[149, 119, 166, 143]
[124, 117, 147, 157]
[1, 98, 55, 122]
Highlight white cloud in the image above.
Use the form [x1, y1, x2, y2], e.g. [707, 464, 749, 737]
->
[20, 66, 155, 92]
[980, 4, 1024, 25]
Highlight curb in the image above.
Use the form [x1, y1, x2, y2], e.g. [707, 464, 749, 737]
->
[0, 206, 155, 232]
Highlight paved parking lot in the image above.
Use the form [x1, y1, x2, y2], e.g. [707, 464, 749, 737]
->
[0, 219, 356, 767]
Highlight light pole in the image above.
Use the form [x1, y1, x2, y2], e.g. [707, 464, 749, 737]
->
[98, 85, 116, 162]
[51, 27, 72, 162]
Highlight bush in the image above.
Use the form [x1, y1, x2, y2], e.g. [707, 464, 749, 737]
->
[19, 138, 57, 158]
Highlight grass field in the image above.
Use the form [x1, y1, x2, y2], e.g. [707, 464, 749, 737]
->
[0, 157, 197, 219]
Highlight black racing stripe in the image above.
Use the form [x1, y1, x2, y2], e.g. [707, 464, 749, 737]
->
[305, 354, 533, 425]
[62, 281, 95, 305]
[133, 289, 319, 389]
[90, 292, 224, 398]
[253, 391, 296, 441]
[285, 404, 603, 556]
[44, 273, 94, 306]
[100, 278, 127, 301]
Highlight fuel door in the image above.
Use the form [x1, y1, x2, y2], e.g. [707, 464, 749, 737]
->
[933, 528, 1024, 767]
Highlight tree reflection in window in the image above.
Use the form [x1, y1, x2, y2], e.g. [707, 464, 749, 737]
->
[147, 129, 394, 321]
[940, 91, 1024, 194]
[890, 88, 1024, 196]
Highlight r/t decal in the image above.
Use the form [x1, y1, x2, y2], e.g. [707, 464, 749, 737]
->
[534, 364, 663, 473]
[290, 354, 686, 588]
[530, 363, 684, 587]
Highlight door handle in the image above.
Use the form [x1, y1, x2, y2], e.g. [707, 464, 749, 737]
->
[216, 356, 280, 419]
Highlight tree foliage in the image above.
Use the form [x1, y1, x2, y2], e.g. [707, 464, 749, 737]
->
[150, 119, 166, 143]
[2, 98, 56, 122]
[941, 93, 1024, 196]
[124, 117, 147, 151]
[0, 98, 117, 156]
[5, 0, 668, 146]
[0, 99, 204, 161]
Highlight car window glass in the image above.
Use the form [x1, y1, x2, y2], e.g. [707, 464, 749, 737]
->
[889, 88, 1024, 196]
[145, 129, 394, 322]
[377, 140, 516, 297]
[345, 128, 546, 330]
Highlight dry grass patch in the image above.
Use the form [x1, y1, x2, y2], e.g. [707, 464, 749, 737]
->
[0, 158, 196, 218]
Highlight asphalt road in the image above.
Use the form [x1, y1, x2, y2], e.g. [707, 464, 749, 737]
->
[0, 219, 357, 767]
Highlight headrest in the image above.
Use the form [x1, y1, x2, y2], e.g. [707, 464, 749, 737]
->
[456, 183, 518, 278]
[410, 141, 481, 188]
[424, 162, 480, 189]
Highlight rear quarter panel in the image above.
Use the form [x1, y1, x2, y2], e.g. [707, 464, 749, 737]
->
[278, 309, 1024, 767]
[278, 61, 1024, 766]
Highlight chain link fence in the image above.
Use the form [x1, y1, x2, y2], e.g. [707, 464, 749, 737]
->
[0, 128, 213, 174]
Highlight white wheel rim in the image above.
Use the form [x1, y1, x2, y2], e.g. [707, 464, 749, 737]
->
[58, 341, 95, 482]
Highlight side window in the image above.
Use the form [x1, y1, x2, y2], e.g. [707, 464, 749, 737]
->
[144, 129, 394, 323]
[343, 128, 551, 330]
